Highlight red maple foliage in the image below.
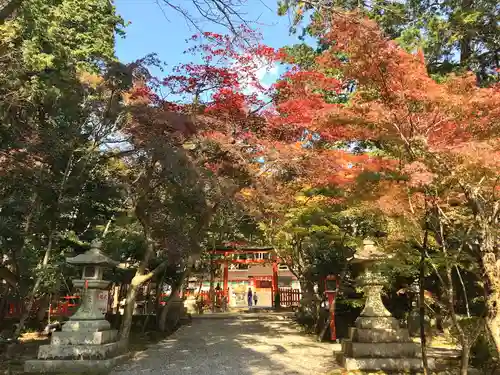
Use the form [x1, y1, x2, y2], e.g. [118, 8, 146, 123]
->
[269, 11, 500, 193]
[268, 10, 500, 353]
[163, 27, 278, 114]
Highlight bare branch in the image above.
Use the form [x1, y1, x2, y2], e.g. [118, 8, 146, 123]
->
[160, 0, 253, 38]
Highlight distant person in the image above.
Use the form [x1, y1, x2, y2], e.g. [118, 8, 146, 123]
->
[247, 288, 253, 307]
[222, 294, 228, 312]
[253, 291, 258, 306]
[215, 283, 221, 307]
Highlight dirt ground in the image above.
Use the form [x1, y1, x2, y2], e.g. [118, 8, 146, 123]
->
[0, 330, 168, 375]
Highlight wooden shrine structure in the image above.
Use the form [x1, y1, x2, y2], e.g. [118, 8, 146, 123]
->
[209, 243, 280, 305]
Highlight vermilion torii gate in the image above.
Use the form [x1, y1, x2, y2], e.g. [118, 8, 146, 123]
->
[209, 244, 279, 305]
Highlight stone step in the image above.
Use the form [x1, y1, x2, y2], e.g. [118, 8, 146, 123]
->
[355, 316, 400, 330]
[37, 340, 127, 360]
[51, 330, 118, 346]
[349, 327, 411, 343]
[342, 356, 436, 371]
[342, 340, 420, 358]
[62, 319, 111, 333]
[24, 354, 129, 373]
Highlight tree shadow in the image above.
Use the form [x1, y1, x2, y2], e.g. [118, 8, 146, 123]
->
[111, 316, 338, 375]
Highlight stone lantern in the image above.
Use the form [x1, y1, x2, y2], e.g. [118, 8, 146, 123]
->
[25, 239, 127, 373]
[63, 239, 118, 331]
[338, 239, 424, 372]
[352, 238, 393, 318]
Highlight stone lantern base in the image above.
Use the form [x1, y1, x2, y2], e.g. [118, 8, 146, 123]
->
[25, 239, 128, 373]
[24, 319, 128, 373]
[337, 267, 427, 372]
[339, 315, 427, 371]
[337, 240, 461, 372]
[337, 279, 458, 372]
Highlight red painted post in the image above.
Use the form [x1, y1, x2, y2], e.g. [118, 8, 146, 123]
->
[223, 261, 228, 299]
[328, 293, 336, 341]
[272, 260, 278, 306]
[324, 276, 339, 341]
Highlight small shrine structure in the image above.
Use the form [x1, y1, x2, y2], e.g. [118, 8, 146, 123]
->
[210, 244, 279, 304]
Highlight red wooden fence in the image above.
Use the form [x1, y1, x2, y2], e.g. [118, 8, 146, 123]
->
[6, 296, 81, 318]
[277, 288, 301, 307]
[184, 290, 227, 305]
[48, 296, 80, 316]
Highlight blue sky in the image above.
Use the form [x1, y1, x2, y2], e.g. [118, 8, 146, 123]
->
[114, 0, 304, 87]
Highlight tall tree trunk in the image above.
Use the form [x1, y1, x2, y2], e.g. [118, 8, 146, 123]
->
[458, 181, 500, 358]
[0, 285, 10, 321]
[120, 173, 219, 339]
[419, 228, 430, 375]
[480, 221, 500, 357]
[456, 266, 471, 318]
[446, 268, 469, 375]
[35, 294, 49, 330]
[435, 208, 470, 374]
[486, 294, 500, 358]
[484, 278, 500, 356]
[14, 233, 54, 338]
[15, 153, 74, 338]
[459, 0, 473, 68]
[299, 278, 319, 330]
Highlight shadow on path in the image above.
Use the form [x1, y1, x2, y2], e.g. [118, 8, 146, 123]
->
[111, 316, 339, 375]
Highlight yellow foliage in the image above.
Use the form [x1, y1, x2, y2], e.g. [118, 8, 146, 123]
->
[295, 195, 307, 203]
[78, 70, 104, 88]
[294, 193, 326, 205]
[239, 188, 253, 197]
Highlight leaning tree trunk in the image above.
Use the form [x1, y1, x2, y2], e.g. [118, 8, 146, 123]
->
[119, 282, 139, 340]
[120, 181, 219, 340]
[119, 215, 156, 341]
[158, 286, 180, 332]
[158, 269, 190, 332]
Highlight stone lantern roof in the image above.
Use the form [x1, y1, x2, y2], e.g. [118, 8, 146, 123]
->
[352, 239, 390, 263]
[66, 239, 118, 268]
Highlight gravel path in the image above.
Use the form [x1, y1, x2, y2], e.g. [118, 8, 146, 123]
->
[111, 315, 339, 375]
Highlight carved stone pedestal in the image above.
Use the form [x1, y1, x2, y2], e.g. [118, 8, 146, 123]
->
[340, 315, 425, 371]
[25, 240, 127, 373]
